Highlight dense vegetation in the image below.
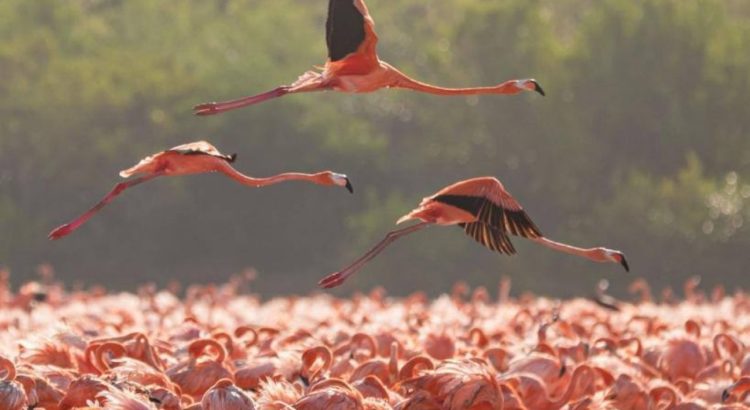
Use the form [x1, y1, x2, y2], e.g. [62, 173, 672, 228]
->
[1, 0, 748, 296]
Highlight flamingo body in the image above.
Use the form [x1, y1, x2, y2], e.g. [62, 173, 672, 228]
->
[194, 0, 543, 115]
[319, 176, 628, 289]
[119, 141, 236, 178]
[398, 177, 541, 254]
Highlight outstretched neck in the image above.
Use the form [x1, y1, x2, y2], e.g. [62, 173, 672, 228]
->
[531, 237, 602, 263]
[551, 365, 593, 408]
[387, 64, 520, 96]
[218, 163, 327, 188]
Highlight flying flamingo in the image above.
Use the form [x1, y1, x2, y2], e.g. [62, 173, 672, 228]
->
[193, 0, 544, 116]
[319, 176, 628, 288]
[48, 141, 353, 239]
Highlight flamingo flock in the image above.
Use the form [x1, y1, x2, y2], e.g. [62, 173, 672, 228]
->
[1, 272, 750, 409]
[48, 0, 626, 280]
[28, 0, 699, 408]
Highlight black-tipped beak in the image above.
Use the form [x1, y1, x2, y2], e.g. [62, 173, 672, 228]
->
[228, 153, 237, 163]
[620, 254, 630, 272]
[722, 388, 731, 402]
[532, 80, 545, 96]
[345, 178, 354, 194]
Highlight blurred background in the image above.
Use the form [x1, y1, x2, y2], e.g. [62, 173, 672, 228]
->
[1, 0, 748, 298]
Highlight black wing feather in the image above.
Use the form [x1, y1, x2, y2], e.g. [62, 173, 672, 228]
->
[433, 194, 542, 239]
[171, 148, 236, 163]
[458, 222, 516, 254]
[326, 0, 366, 61]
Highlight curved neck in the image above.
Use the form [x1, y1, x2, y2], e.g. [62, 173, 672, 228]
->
[95, 342, 126, 373]
[551, 365, 592, 408]
[531, 237, 603, 263]
[388, 65, 519, 96]
[188, 339, 226, 363]
[218, 163, 328, 188]
[0, 356, 15, 381]
[302, 346, 332, 382]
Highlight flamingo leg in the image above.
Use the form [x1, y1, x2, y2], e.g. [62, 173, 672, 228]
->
[193, 86, 290, 116]
[318, 222, 430, 289]
[48, 173, 163, 240]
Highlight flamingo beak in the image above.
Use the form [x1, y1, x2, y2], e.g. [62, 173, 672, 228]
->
[722, 388, 731, 402]
[619, 254, 630, 272]
[345, 178, 354, 194]
[530, 80, 545, 96]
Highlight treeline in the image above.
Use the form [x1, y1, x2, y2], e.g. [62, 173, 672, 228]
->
[1, 0, 748, 296]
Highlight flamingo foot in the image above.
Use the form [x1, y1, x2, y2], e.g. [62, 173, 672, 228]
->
[193, 102, 223, 116]
[193, 87, 289, 116]
[48, 224, 74, 240]
[318, 271, 348, 289]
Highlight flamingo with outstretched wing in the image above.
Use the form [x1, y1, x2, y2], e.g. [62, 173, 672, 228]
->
[194, 0, 544, 115]
[49, 141, 353, 239]
[319, 177, 628, 288]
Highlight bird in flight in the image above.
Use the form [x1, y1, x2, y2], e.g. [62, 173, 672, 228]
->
[49, 141, 353, 240]
[319, 176, 628, 288]
[194, 0, 544, 116]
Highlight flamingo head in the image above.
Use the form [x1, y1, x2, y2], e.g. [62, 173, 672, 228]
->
[515, 79, 545, 96]
[601, 248, 629, 272]
[327, 172, 354, 193]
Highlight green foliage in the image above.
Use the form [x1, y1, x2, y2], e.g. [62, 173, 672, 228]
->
[0, 0, 747, 296]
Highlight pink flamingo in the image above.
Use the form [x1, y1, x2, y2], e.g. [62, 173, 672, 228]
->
[319, 177, 628, 288]
[49, 141, 353, 239]
[193, 0, 544, 116]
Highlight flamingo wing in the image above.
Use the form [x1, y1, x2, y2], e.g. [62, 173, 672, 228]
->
[431, 190, 542, 254]
[326, 0, 379, 70]
[430, 177, 542, 237]
[433, 194, 542, 238]
[168, 141, 236, 163]
[460, 220, 517, 254]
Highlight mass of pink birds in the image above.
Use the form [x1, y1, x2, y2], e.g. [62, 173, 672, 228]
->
[26, 0, 715, 409]
[1, 272, 749, 409]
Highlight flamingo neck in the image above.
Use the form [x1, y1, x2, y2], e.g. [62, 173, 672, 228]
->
[388, 342, 399, 378]
[0, 356, 16, 381]
[388, 65, 519, 96]
[531, 237, 605, 263]
[94, 342, 126, 373]
[650, 386, 677, 408]
[219, 164, 329, 188]
[728, 377, 750, 400]
[302, 347, 332, 383]
[551, 365, 592, 408]
[188, 339, 227, 364]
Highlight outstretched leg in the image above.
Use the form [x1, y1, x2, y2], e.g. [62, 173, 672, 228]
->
[193, 86, 290, 116]
[318, 222, 430, 289]
[48, 173, 162, 240]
